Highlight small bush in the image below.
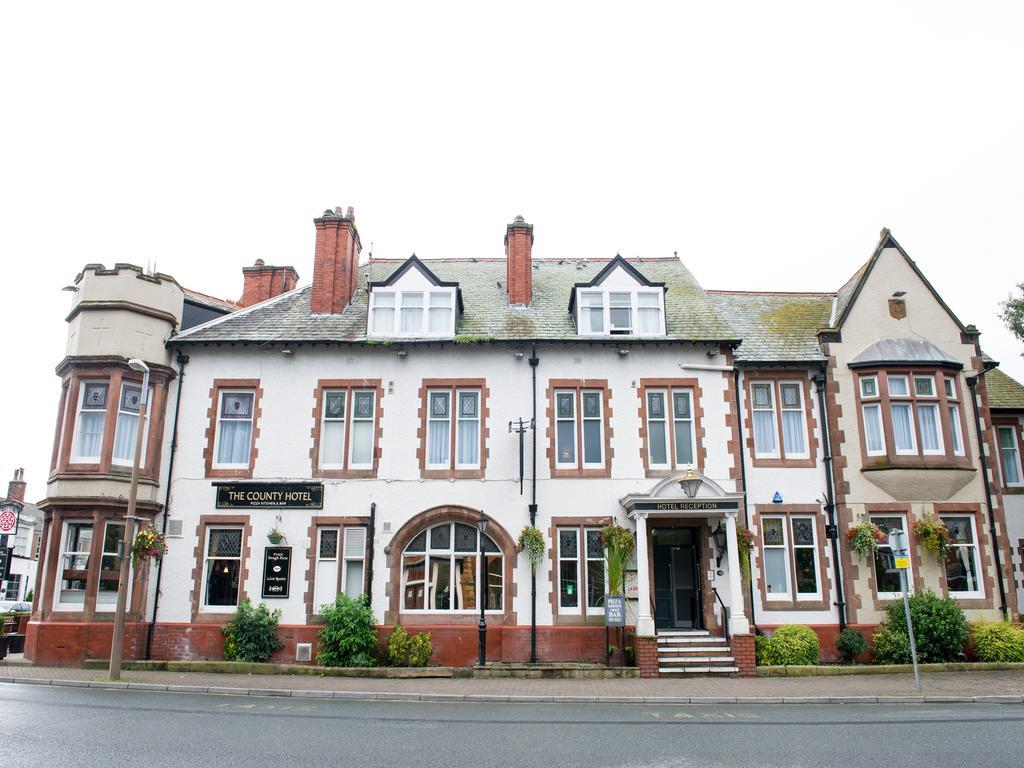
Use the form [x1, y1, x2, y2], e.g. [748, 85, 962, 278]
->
[836, 628, 867, 663]
[757, 625, 820, 666]
[318, 594, 379, 667]
[386, 625, 433, 667]
[971, 621, 1024, 663]
[221, 599, 283, 663]
[880, 589, 968, 663]
[872, 625, 911, 664]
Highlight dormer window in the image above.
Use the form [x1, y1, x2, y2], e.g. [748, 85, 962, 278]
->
[366, 255, 462, 338]
[575, 288, 665, 337]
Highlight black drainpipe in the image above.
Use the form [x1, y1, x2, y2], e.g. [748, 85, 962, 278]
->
[528, 343, 539, 664]
[966, 372, 1009, 619]
[146, 351, 189, 659]
[813, 369, 846, 630]
[366, 502, 376, 605]
[733, 367, 758, 634]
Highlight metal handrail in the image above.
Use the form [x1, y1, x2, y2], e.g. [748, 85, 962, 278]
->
[711, 587, 730, 644]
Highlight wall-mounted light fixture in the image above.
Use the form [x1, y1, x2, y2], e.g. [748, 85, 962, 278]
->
[679, 468, 702, 498]
[513, 351, 525, 360]
[711, 522, 728, 567]
[617, 348, 630, 357]
[396, 350, 408, 359]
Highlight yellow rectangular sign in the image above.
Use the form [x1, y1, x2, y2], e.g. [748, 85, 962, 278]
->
[894, 555, 910, 569]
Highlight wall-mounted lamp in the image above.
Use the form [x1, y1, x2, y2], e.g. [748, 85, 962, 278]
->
[281, 349, 294, 357]
[61, 285, 79, 292]
[396, 350, 408, 359]
[706, 347, 720, 359]
[617, 348, 630, 357]
[513, 351, 525, 360]
[679, 468, 702, 498]
[711, 522, 728, 567]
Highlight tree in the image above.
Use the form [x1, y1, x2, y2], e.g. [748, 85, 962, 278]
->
[1000, 283, 1024, 346]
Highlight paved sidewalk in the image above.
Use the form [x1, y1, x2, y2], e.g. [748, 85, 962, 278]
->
[2, 662, 1024, 703]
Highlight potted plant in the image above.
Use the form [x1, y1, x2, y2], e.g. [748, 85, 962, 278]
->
[913, 513, 950, 561]
[131, 526, 168, 568]
[736, 525, 755, 584]
[517, 525, 545, 573]
[267, 526, 286, 545]
[599, 524, 636, 596]
[846, 519, 885, 561]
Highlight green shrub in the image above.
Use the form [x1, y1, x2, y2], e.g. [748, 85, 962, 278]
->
[756, 625, 820, 666]
[872, 625, 911, 664]
[221, 599, 282, 663]
[386, 625, 433, 667]
[318, 594, 379, 667]
[836, 628, 867, 663]
[971, 621, 1024, 663]
[879, 589, 968, 663]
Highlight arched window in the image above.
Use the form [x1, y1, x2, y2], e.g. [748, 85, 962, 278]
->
[401, 522, 502, 612]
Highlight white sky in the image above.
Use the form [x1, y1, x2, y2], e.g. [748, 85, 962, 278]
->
[2, 2, 1022, 503]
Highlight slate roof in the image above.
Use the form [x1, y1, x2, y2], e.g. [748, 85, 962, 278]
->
[986, 368, 1024, 410]
[848, 337, 962, 369]
[171, 257, 737, 345]
[707, 292, 834, 363]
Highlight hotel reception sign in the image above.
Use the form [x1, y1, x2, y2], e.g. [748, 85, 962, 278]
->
[215, 483, 324, 509]
[632, 499, 739, 512]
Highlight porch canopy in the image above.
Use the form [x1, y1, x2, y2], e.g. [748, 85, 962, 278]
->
[619, 472, 749, 638]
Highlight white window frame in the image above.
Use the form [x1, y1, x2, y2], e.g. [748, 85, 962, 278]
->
[112, 383, 152, 468]
[998, 425, 1023, 487]
[940, 514, 984, 599]
[751, 382, 780, 458]
[71, 380, 109, 464]
[96, 521, 126, 609]
[348, 390, 376, 470]
[887, 375, 918, 456]
[320, 391, 347, 470]
[314, 526, 340, 611]
[54, 520, 93, 610]
[454, 389, 481, 470]
[201, 526, 244, 611]
[319, 389, 377, 471]
[779, 381, 809, 459]
[212, 389, 255, 469]
[342, 526, 367, 599]
[584, 528, 606, 615]
[368, 288, 457, 338]
[580, 390, 605, 469]
[369, 290, 396, 334]
[916, 401, 944, 456]
[576, 288, 665, 337]
[860, 376, 886, 456]
[790, 516, 820, 600]
[426, 389, 453, 470]
[554, 390, 578, 469]
[557, 527, 582, 615]
[646, 388, 697, 469]
[870, 514, 910, 601]
[646, 389, 670, 469]
[399, 522, 502, 614]
[761, 516, 791, 601]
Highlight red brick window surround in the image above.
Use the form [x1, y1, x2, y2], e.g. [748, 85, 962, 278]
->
[204, 379, 262, 479]
[416, 379, 489, 479]
[854, 368, 970, 468]
[546, 515, 612, 624]
[191, 514, 252, 622]
[310, 379, 384, 479]
[745, 374, 817, 468]
[866, 510, 921, 602]
[995, 419, 1023, 491]
[637, 378, 705, 476]
[306, 519, 369, 620]
[546, 380, 613, 478]
[755, 505, 830, 611]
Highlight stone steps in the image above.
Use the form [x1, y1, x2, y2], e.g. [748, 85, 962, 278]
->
[656, 630, 737, 677]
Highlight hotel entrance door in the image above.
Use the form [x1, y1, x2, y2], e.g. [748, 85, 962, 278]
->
[652, 528, 701, 629]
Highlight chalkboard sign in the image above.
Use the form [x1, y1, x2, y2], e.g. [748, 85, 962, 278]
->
[261, 547, 291, 598]
[605, 594, 626, 627]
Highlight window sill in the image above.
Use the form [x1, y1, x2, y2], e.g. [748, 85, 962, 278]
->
[750, 456, 816, 469]
[314, 468, 378, 479]
[419, 469, 485, 480]
[206, 468, 254, 479]
[551, 467, 612, 479]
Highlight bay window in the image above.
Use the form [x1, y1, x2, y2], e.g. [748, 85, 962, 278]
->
[214, 390, 255, 468]
[941, 515, 982, 597]
[96, 521, 125, 608]
[946, 378, 964, 456]
[401, 522, 502, 613]
[112, 383, 150, 467]
[203, 527, 243, 608]
[861, 376, 885, 455]
[73, 382, 108, 462]
[57, 521, 93, 607]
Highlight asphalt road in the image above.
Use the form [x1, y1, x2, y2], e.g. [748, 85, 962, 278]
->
[1, 684, 1021, 768]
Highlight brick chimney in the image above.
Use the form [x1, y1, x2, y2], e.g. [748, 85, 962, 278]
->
[7, 468, 25, 503]
[239, 260, 299, 307]
[311, 207, 362, 315]
[505, 215, 534, 306]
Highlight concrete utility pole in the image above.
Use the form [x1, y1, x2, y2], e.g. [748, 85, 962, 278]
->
[109, 359, 150, 680]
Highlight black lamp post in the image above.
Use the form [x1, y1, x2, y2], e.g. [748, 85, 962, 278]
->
[477, 512, 489, 667]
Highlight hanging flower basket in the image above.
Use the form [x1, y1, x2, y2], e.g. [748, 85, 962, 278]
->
[131, 526, 168, 568]
[913, 513, 950, 562]
[267, 527, 286, 545]
[845, 520, 885, 561]
[517, 525, 545, 574]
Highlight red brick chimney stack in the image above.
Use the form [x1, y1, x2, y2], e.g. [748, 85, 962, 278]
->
[311, 206, 362, 315]
[7, 468, 25, 503]
[505, 215, 534, 306]
[239, 260, 299, 307]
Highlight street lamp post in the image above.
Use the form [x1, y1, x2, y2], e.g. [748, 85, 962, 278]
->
[477, 512, 489, 667]
[109, 358, 149, 680]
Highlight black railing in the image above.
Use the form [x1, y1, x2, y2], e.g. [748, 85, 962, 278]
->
[711, 587, 730, 644]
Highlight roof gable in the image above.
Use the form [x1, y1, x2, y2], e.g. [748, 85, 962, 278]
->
[368, 254, 464, 312]
[832, 229, 967, 334]
[568, 255, 666, 312]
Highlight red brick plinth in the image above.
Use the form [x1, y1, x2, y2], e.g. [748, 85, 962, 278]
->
[731, 633, 756, 677]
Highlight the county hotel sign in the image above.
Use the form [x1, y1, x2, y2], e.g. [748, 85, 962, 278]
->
[215, 482, 324, 509]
